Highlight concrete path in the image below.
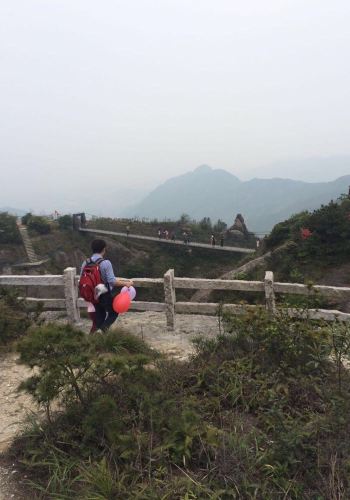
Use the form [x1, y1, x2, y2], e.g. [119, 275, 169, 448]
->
[191, 240, 297, 302]
[79, 228, 255, 254]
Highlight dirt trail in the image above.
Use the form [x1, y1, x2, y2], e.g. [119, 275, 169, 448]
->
[0, 311, 220, 498]
[0, 353, 35, 499]
[0, 354, 35, 454]
[191, 241, 296, 303]
[117, 310, 219, 360]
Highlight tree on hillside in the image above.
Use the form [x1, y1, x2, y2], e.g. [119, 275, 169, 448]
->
[302, 199, 350, 260]
[179, 213, 191, 225]
[58, 214, 73, 230]
[21, 212, 32, 225]
[213, 219, 227, 233]
[265, 211, 309, 249]
[28, 216, 51, 235]
[199, 217, 212, 231]
[262, 197, 350, 282]
[0, 212, 21, 244]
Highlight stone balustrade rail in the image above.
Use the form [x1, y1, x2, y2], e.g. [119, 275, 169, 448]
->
[1, 269, 350, 330]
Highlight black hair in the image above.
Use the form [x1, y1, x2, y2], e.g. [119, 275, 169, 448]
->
[91, 239, 107, 253]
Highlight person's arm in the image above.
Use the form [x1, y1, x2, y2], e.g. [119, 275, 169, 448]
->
[115, 277, 134, 288]
[102, 260, 133, 289]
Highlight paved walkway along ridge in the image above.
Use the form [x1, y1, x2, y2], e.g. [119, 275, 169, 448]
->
[79, 228, 255, 254]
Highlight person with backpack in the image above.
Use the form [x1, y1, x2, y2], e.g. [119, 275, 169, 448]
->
[79, 239, 134, 332]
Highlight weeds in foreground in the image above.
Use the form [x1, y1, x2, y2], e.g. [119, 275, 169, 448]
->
[0, 287, 42, 348]
[9, 313, 350, 499]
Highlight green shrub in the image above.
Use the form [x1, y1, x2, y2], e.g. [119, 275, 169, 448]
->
[27, 215, 51, 234]
[21, 212, 32, 225]
[0, 288, 38, 346]
[199, 217, 212, 231]
[58, 214, 73, 230]
[11, 312, 350, 499]
[261, 197, 350, 284]
[17, 324, 154, 410]
[0, 212, 21, 244]
[265, 211, 309, 250]
[213, 218, 228, 233]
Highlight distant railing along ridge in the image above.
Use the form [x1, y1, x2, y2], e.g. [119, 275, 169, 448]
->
[78, 227, 255, 254]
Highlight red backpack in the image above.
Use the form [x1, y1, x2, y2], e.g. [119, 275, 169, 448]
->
[79, 258, 104, 304]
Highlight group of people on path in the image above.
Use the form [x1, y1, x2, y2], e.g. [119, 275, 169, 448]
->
[122, 224, 232, 249]
[157, 228, 176, 241]
[80, 239, 133, 333]
[157, 228, 190, 244]
[210, 234, 225, 247]
[157, 228, 226, 247]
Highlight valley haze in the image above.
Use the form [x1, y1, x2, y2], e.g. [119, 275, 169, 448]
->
[3, 162, 350, 234]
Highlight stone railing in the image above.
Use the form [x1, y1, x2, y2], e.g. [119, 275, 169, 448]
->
[78, 227, 255, 254]
[1, 268, 350, 331]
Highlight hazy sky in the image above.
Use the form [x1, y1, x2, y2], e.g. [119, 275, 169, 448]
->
[1, 0, 350, 212]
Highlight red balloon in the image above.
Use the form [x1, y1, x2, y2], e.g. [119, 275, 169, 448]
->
[113, 291, 131, 314]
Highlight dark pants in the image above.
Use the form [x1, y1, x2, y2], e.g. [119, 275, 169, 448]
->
[95, 292, 118, 331]
[88, 312, 97, 333]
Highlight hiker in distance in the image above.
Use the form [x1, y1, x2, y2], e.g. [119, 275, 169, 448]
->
[80, 239, 133, 332]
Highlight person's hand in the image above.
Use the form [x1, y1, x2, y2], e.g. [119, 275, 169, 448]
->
[125, 280, 134, 288]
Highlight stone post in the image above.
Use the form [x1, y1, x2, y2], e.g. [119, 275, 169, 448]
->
[264, 270, 276, 314]
[63, 267, 80, 324]
[164, 269, 176, 331]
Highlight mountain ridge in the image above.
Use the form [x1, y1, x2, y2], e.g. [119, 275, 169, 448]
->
[0, 206, 27, 216]
[123, 166, 350, 233]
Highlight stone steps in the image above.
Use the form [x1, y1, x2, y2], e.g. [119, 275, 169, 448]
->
[17, 225, 38, 263]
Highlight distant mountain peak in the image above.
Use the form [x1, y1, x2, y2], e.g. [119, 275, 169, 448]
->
[0, 206, 27, 216]
[123, 165, 350, 233]
[194, 164, 213, 173]
[192, 164, 240, 182]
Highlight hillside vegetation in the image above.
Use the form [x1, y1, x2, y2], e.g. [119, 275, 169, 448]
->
[0, 212, 21, 244]
[8, 310, 350, 499]
[263, 196, 350, 284]
[191, 196, 350, 309]
[4, 195, 350, 499]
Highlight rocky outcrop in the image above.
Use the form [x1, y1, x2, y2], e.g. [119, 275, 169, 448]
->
[229, 214, 249, 236]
